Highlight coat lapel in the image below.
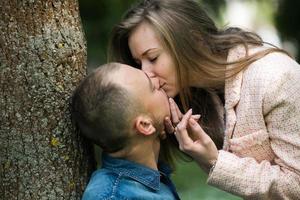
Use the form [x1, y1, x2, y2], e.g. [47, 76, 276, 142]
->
[223, 46, 246, 150]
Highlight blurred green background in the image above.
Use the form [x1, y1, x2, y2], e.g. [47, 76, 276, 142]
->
[78, 0, 299, 199]
[172, 161, 241, 200]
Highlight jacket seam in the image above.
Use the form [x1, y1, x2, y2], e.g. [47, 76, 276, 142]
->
[108, 173, 122, 200]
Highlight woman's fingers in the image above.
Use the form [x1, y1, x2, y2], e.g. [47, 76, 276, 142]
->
[188, 118, 206, 139]
[174, 128, 193, 151]
[169, 98, 183, 120]
[164, 117, 175, 133]
[174, 109, 193, 150]
[169, 98, 181, 124]
[192, 114, 201, 121]
[176, 109, 192, 130]
[188, 118, 214, 145]
[164, 114, 200, 134]
[165, 98, 201, 134]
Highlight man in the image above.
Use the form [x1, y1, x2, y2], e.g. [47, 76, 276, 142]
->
[71, 62, 180, 200]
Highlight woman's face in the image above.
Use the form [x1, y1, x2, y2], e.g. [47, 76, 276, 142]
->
[128, 22, 179, 98]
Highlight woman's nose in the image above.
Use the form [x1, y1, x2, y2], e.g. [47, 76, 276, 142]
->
[150, 77, 160, 89]
[144, 71, 155, 78]
[141, 62, 154, 75]
[144, 71, 160, 89]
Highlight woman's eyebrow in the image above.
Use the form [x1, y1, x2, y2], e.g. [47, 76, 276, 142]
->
[142, 48, 158, 56]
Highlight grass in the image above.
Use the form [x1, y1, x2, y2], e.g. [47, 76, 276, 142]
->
[172, 161, 242, 200]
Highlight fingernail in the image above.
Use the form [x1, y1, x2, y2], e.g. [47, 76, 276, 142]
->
[194, 114, 201, 119]
[169, 98, 173, 103]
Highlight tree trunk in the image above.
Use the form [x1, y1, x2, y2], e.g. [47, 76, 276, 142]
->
[0, 0, 95, 199]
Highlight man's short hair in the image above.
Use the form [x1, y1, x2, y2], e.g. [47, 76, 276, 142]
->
[71, 63, 141, 153]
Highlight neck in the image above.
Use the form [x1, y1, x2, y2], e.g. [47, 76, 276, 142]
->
[109, 138, 160, 170]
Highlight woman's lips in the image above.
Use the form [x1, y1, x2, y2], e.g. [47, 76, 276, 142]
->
[160, 82, 166, 89]
[160, 83, 169, 96]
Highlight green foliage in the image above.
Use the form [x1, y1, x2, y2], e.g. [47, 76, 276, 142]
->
[79, 0, 136, 69]
[275, 0, 300, 61]
[199, 0, 226, 25]
[173, 161, 241, 200]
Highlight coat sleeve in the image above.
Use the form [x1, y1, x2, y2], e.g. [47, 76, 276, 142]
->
[207, 54, 300, 199]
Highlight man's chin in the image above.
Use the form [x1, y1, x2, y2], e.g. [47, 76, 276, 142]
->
[153, 119, 166, 140]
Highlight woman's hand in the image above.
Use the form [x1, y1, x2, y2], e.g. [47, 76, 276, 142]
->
[166, 98, 218, 173]
[164, 98, 200, 133]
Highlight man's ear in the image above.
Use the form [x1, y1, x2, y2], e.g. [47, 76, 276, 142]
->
[134, 115, 156, 136]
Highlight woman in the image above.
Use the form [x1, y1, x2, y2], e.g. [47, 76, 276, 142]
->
[108, 0, 300, 199]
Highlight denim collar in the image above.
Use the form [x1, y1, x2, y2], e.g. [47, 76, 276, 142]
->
[102, 153, 172, 191]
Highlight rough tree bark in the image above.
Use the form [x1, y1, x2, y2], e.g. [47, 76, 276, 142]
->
[0, 0, 95, 199]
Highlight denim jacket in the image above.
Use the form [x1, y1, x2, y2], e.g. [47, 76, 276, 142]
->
[82, 153, 180, 200]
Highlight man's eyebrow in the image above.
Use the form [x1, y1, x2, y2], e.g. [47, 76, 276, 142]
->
[143, 71, 154, 91]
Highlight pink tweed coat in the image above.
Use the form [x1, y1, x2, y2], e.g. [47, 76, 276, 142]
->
[207, 45, 300, 199]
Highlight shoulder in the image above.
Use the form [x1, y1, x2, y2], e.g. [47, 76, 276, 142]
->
[82, 169, 151, 200]
[243, 48, 300, 114]
[82, 169, 121, 200]
[242, 47, 300, 92]
[248, 46, 299, 77]
[228, 45, 300, 76]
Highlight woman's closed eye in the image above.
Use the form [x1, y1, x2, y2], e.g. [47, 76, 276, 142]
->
[149, 56, 157, 63]
[149, 57, 157, 63]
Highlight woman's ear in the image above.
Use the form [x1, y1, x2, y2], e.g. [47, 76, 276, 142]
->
[134, 115, 156, 136]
